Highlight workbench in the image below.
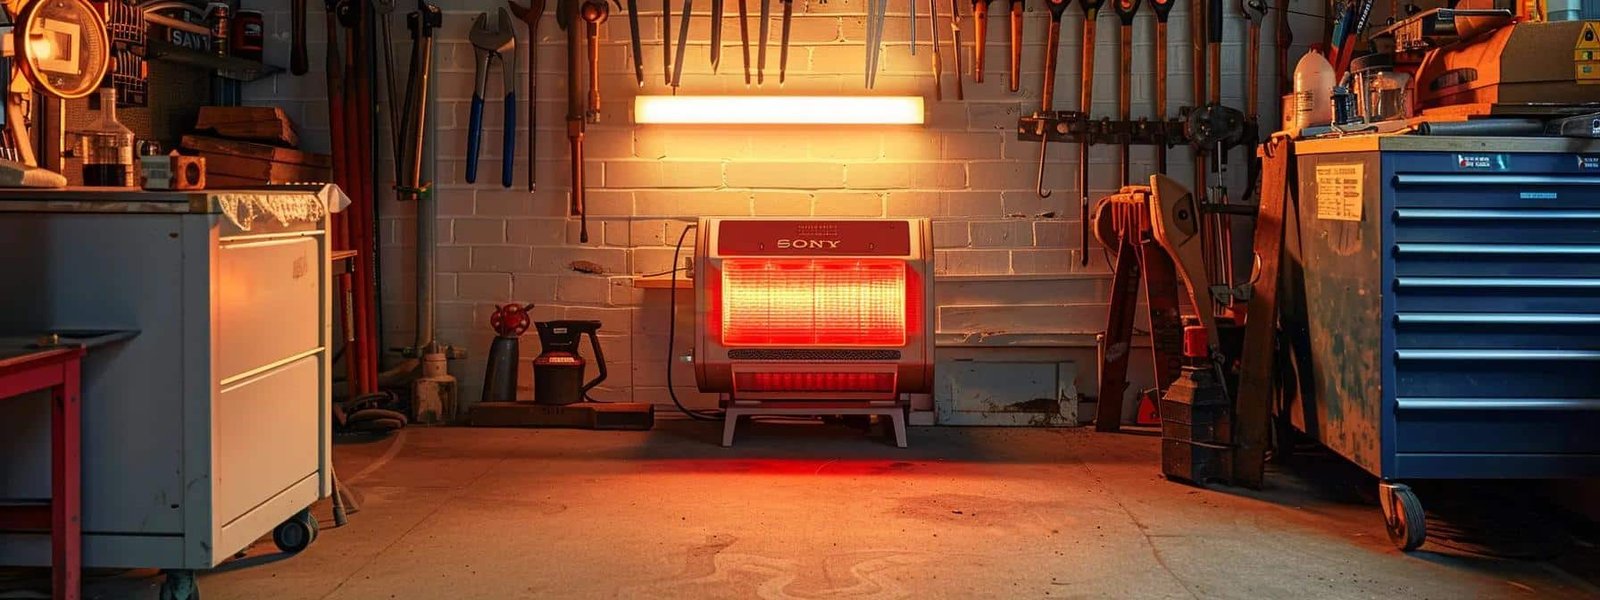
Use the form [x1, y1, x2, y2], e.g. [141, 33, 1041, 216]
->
[1282, 135, 1600, 549]
[0, 187, 339, 597]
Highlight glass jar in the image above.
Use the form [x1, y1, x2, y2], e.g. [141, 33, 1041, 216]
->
[78, 88, 136, 187]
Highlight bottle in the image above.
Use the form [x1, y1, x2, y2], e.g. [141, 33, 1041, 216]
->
[1291, 50, 1335, 135]
[208, 2, 230, 57]
[79, 88, 136, 187]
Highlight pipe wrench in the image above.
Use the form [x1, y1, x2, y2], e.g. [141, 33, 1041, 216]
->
[468, 8, 518, 188]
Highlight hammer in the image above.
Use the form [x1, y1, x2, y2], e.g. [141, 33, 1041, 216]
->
[508, 0, 546, 192]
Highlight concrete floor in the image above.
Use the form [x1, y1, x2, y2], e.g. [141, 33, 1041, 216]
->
[17, 421, 1600, 599]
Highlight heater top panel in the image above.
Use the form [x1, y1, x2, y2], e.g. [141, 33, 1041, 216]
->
[714, 220, 912, 257]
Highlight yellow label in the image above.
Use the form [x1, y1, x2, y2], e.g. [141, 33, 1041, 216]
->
[1315, 163, 1364, 222]
[1577, 22, 1600, 50]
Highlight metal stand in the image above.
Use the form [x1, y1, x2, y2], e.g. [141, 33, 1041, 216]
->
[721, 401, 908, 448]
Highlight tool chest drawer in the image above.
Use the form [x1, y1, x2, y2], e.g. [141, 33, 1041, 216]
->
[215, 353, 321, 523]
[216, 236, 321, 382]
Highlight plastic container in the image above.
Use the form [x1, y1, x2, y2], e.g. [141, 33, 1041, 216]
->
[78, 88, 136, 187]
[1291, 51, 1336, 135]
[1351, 54, 1413, 123]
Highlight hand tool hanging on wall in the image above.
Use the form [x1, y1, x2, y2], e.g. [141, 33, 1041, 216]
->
[509, 0, 547, 191]
[1032, 0, 1069, 198]
[779, 0, 795, 83]
[624, 0, 644, 85]
[1113, 0, 1139, 186]
[972, 0, 992, 82]
[1150, 0, 1173, 171]
[400, 0, 440, 204]
[1239, 0, 1265, 202]
[1008, 0, 1022, 91]
[292, 0, 309, 75]
[712, 0, 725, 72]
[325, 0, 360, 394]
[1076, 0, 1106, 265]
[376, 0, 401, 163]
[927, 0, 943, 100]
[562, 0, 604, 243]
[739, 0, 753, 83]
[947, 0, 965, 99]
[1274, 0, 1291, 96]
[865, 0, 888, 87]
[467, 9, 518, 188]
[662, 0, 673, 84]
[758, 0, 772, 84]
[585, 0, 610, 119]
[337, 0, 380, 394]
[672, 0, 692, 87]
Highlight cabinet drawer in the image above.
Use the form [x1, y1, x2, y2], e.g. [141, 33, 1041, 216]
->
[215, 354, 320, 525]
[217, 236, 320, 382]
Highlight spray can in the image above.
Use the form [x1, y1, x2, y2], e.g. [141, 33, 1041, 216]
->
[207, 2, 230, 57]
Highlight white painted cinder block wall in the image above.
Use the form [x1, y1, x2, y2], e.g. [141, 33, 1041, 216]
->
[241, 0, 1318, 415]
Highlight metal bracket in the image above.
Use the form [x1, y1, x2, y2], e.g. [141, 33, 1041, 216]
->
[1017, 110, 1189, 147]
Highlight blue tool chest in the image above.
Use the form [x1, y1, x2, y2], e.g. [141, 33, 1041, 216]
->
[1285, 136, 1600, 482]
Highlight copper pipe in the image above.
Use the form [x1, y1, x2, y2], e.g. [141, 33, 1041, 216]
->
[569, 0, 590, 242]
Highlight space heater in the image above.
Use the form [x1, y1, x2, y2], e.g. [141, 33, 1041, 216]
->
[694, 218, 934, 446]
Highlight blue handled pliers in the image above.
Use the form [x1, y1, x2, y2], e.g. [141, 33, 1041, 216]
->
[468, 8, 518, 188]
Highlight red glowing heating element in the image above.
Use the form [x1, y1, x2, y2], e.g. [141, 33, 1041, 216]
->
[719, 259, 907, 347]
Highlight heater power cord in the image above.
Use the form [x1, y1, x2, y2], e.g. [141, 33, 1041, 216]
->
[667, 224, 725, 421]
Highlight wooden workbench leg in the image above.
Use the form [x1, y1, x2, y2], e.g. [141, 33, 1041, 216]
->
[52, 359, 81, 600]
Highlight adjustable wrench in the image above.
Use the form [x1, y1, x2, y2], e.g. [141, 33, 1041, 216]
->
[468, 9, 518, 188]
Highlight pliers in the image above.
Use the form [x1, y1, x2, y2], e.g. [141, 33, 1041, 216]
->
[468, 8, 518, 187]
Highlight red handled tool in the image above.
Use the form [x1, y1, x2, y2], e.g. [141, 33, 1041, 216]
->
[1113, 0, 1140, 186]
[1076, 0, 1106, 265]
[1150, 0, 1173, 172]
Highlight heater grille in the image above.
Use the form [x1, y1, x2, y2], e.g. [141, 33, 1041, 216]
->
[720, 259, 907, 347]
[727, 349, 902, 361]
[735, 372, 898, 393]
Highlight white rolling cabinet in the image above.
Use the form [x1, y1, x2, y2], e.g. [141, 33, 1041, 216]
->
[0, 187, 337, 596]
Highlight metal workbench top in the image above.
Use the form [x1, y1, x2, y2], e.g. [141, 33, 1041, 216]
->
[0, 184, 344, 214]
[1296, 135, 1600, 155]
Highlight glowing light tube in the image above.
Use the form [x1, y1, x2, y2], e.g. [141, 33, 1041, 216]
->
[634, 95, 925, 125]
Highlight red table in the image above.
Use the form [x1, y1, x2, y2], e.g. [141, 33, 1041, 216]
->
[0, 345, 85, 600]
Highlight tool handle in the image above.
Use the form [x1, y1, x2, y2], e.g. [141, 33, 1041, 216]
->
[292, 0, 309, 75]
[588, 21, 603, 116]
[1080, 16, 1096, 113]
[503, 92, 517, 188]
[1009, 0, 1022, 92]
[581, 326, 608, 394]
[1042, 19, 1060, 110]
[467, 94, 485, 183]
[974, 1, 987, 83]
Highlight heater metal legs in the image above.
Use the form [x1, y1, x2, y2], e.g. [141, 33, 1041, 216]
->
[721, 404, 908, 448]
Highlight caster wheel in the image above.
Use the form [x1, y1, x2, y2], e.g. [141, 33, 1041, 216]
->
[1381, 482, 1426, 551]
[159, 569, 200, 600]
[272, 508, 319, 554]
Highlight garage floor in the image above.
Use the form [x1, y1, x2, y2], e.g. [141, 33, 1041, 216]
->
[18, 421, 1600, 599]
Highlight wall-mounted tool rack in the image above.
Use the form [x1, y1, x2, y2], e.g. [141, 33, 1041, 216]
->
[1015, 104, 1254, 153]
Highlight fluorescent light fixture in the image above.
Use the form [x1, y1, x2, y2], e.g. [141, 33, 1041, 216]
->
[634, 95, 925, 125]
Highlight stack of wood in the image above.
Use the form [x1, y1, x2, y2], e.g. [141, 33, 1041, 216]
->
[181, 107, 333, 188]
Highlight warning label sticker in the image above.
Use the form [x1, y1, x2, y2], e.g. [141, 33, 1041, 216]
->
[1315, 163, 1364, 222]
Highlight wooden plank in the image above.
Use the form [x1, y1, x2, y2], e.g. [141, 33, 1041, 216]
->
[194, 106, 300, 147]
[180, 135, 332, 169]
[1232, 135, 1295, 489]
[200, 153, 330, 183]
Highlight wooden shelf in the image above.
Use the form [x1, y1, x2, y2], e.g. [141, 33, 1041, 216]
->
[632, 274, 692, 289]
[145, 40, 283, 82]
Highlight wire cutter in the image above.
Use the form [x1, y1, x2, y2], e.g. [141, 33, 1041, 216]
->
[468, 8, 518, 187]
